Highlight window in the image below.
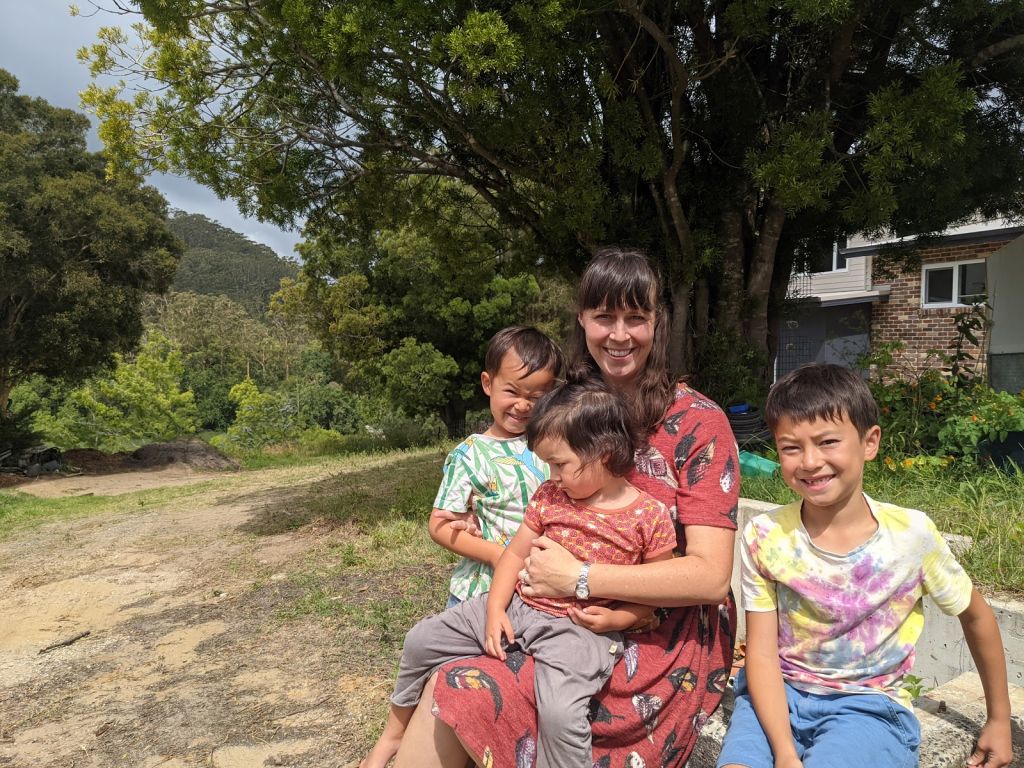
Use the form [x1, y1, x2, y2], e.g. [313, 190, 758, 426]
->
[810, 241, 848, 274]
[921, 260, 987, 308]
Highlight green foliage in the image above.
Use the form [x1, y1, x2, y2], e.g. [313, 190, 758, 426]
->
[938, 389, 1024, 458]
[0, 70, 180, 423]
[378, 339, 460, 419]
[693, 330, 769, 407]
[276, 178, 548, 435]
[147, 290, 311, 429]
[79, 0, 1024, 388]
[25, 332, 199, 451]
[213, 379, 294, 451]
[863, 300, 1005, 459]
[167, 211, 299, 315]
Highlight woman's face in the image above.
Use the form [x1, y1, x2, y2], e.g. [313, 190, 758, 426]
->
[578, 304, 656, 389]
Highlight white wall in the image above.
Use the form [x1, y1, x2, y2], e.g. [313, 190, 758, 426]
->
[802, 254, 871, 296]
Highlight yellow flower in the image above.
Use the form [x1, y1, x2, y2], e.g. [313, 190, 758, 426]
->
[902, 458, 914, 468]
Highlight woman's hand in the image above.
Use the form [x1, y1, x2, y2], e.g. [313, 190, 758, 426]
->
[518, 536, 581, 598]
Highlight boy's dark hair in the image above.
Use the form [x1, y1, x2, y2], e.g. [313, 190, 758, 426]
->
[484, 326, 564, 379]
[527, 378, 636, 476]
[765, 363, 880, 437]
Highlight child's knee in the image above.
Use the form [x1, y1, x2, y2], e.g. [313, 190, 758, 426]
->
[536, 698, 588, 738]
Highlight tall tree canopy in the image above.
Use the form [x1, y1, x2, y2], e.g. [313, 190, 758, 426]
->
[82, 1, 1024, 380]
[272, 179, 546, 435]
[0, 69, 179, 421]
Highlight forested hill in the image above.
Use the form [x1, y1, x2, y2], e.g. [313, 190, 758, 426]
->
[168, 211, 299, 315]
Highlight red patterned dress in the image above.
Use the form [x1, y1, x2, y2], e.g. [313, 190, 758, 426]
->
[433, 383, 740, 767]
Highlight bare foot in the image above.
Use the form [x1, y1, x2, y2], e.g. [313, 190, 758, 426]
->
[360, 735, 401, 768]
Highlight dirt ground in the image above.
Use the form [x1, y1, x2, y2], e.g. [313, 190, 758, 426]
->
[0, 458, 396, 768]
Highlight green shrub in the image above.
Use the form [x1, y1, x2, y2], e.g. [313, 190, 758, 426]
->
[938, 388, 1024, 457]
[220, 379, 296, 450]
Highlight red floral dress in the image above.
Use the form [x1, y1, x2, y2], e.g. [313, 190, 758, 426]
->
[433, 384, 740, 767]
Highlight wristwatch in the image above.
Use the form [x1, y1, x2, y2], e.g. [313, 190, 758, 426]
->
[575, 562, 591, 600]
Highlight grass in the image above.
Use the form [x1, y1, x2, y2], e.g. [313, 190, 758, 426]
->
[0, 480, 223, 537]
[274, 449, 455, 655]
[741, 459, 1024, 596]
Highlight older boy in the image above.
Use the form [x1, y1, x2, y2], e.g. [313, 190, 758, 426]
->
[718, 364, 1012, 768]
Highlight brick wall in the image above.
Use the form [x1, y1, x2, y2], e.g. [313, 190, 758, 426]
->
[871, 239, 1006, 377]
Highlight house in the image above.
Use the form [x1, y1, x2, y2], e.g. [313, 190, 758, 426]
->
[776, 219, 1024, 393]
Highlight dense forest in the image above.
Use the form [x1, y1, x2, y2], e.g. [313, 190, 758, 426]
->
[167, 212, 299, 316]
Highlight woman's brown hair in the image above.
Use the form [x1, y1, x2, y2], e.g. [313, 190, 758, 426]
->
[569, 247, 673, 438]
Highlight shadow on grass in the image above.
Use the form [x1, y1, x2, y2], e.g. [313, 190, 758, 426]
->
[234, 449, 446, 537]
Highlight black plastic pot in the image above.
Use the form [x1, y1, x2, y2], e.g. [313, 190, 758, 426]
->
[726, 404, 773, 448]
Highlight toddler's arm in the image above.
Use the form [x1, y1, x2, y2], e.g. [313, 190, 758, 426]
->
[744, 610, 803, 768]
[484, 523, 539, 661]
[429, 507, 505, 569]
[959, 587, 1013, 768]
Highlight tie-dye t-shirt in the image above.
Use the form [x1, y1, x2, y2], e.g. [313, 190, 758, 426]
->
[433, 434, 548, 600]
[740, 495, 973, 709]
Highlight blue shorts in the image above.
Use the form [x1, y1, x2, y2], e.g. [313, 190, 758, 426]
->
[716, 670, 920, 768]
[445, 593, 462, 610]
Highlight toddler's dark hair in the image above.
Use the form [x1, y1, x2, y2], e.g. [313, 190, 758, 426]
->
[484, 326, 564, 379]
[765, 363, 879, 437]
[527, 379, 636, 476]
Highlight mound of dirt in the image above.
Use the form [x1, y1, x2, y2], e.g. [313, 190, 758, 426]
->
[131, 439, 240, 471]
[61, 448, 135, 474]
[62, 440, 239, 475]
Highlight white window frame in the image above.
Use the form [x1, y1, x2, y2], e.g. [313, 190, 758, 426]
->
[920, 258, 986, 309]
[811, 241, 849, 274]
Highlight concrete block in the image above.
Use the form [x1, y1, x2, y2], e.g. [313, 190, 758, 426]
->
[916, 673, 1024, 768]
[914, 595, 1024, 689]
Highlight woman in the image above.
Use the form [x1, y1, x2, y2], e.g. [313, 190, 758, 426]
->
[394, 248, 739, 768]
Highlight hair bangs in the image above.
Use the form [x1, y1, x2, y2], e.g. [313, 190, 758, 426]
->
[578, 249, 659, 313]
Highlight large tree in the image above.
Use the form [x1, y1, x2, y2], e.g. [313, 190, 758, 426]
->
[0, 70, 179, 423]
[271, 179, 547, 435]
[82, 1, 1024, 381]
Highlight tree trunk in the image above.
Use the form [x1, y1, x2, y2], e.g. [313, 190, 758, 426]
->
[0, 377, 11, 423]
[715, 206, 746, 338]
[744, 198, 786, 384]
[442, 399, 467, 440]
[668, 278, 692, 376]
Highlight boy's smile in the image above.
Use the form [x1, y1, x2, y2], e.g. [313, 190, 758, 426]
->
[481, 350, 556, 439]
[774, 414, 881, 520]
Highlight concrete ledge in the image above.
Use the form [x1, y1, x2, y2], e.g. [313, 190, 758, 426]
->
[685, 674, 1024, 768]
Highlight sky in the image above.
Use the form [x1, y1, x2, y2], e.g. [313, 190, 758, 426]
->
[0, 1, 303, 259]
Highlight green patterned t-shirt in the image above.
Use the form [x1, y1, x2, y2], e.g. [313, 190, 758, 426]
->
[433, 434, 548, 600]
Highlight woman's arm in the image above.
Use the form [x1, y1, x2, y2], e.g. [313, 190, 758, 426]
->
[522, 524, 734, 607]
